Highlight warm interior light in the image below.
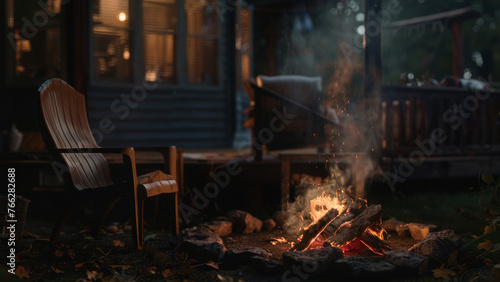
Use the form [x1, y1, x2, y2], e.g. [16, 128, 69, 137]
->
[118, 12, 127, 22]
[123, 46, 130, 60]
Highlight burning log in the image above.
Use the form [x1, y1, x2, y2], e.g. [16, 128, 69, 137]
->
[322, 199, 367, 238]
[359, 227, 394, 255]
[324, 204, 382, 247]
[290, 207, 340, 252]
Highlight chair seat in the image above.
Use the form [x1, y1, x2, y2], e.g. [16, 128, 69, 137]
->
[139, 180, 178, 198]
[137, 170, 175, 184]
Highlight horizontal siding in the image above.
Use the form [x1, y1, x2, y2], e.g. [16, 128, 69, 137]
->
[86, 88, 228, 148]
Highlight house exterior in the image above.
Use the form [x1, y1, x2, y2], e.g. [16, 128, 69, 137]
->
[1, 0, 253, 149]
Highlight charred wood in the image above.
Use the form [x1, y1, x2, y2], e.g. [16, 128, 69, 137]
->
[359, 227, 394, 255]
[324, 204, 382, 247]
[322, 199, 367, 238]
[290, 208, 340, 252]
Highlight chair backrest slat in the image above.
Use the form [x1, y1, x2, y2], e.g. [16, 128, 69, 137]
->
[39, 78, 113, 190]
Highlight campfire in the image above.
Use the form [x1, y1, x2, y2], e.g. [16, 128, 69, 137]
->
[286, 168, 393, 256]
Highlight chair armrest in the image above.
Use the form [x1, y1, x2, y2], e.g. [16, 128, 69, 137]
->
[54, 147, 179, 182]
[54, 147, 131, 154]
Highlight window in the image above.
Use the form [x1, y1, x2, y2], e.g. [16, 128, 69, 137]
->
[91, 0, 219, 86]
[236, 4, 252, 90]
[5, 0, 66, 85]
[143, 0, 178, 83]
[92, 0, 132, 81]
[185, 0, 219, 85]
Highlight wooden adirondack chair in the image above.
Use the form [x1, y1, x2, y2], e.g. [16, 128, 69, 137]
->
[38, 78, 179, 249]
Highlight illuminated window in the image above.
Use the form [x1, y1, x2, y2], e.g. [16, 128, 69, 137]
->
[5, 0, 65, 84]
[92, 0, 132, 81]
[91, 0, 219, 86]
[143, 0, 178, 83]
[185, 0, 219, 85]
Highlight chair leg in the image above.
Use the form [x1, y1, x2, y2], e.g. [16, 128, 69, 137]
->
[174, 192, 179, 234]
[133, 194, 145, 250]
[50, 205, 79, 246]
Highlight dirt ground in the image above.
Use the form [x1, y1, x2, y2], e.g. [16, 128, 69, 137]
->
[0, 218, 438, 282]
[1, 176, 498, 281]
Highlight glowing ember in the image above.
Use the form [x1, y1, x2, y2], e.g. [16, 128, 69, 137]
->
[269, 237, 287, 245]
[366, 226, 387, 241]
[309, 192, 344, 223]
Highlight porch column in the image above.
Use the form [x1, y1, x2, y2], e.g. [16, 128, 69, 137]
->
[364, 0, 382, 158]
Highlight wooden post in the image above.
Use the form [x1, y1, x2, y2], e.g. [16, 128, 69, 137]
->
[280, 157, 291, 211]
[364, 0, 382, 160]
[364, 0, 382, 98]
[451, 21, 463, 78]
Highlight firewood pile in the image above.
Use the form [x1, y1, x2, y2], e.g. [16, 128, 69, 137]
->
[290, 199, 393, 255]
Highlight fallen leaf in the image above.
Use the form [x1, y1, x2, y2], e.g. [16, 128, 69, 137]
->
[147, 266, 156, 274]
[74, 262, 85, 268]
[204, 261, 219, 270]
[432, 265, 456, 280]
[484, 224, 496, 235]
[16, 266, 31, 279]
[113, 240, 125, 248]
[217, 274, 234, 282]
[162, 268, 175, 278]
[478, 240, 496, 251]
[51, 266, 65, 274]
[86, 270, 103, 281]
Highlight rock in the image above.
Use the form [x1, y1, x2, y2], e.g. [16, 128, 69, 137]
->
[408, 223, 439, 241]
[333, 257, 396, 280]
[201, 221, 232, 237]
[383, 249, 428, 275]
[283, 246, 343, 277]
[226, 247, 271, 260]
[273, 211, 289, 228]
[381, 218, 406, 232]
[106, 225, 118, 234]
[224, 247, 272, 266]
[395, 224, 410, 237]
[224, 248, 282, 275]
[263, 218, 276, 231]
[181, 226, 227, 262]
[248, 216, 263, 233]
[227, 210, 262, 233]
[249, 255, 284, 275]
[409, 229, 461, 268]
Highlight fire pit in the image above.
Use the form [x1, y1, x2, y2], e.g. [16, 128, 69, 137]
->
[183, 168, 468, 281]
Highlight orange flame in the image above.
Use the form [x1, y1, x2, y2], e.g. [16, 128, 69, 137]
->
[309, 192, 344, 223]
